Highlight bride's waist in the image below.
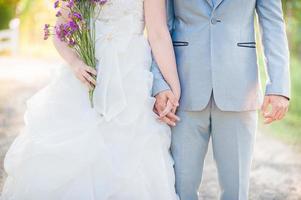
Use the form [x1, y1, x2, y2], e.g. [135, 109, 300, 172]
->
[96, 30, 144, 42]
[95, 18, 144, 41]
[95, 30, 150, 60]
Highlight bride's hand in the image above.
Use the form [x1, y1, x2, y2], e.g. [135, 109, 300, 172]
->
[159, 99, 178, 116]
[154, 90, 180, 126]
[71, 60, 97, 90]
[159, 88, 181, 122]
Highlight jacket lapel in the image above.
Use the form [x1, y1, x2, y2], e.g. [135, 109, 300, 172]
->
[213, 0, 225, 9]
[205, 0, 213, 8]
[204, 0, 226, 10]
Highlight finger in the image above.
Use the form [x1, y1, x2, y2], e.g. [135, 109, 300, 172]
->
[159, 102, 173, 118]
[79, 75, 93, 90]
[264, 103, 278, 120]
[274, 108, 284, 121]
[167, 93, 179, 107]
[83, 71, 97, 85]
[83, 79, 93, 90]
[277, 112, 285, 121]
[84, 66, 97, 76]
[156, 104, 167, 116]
[159, 116, 176, 127]
[264, 101, 285, 123]
[83, 71, 97, 86]
[264, 117, 274, 124]
[153, 107, 159, 116]
[155, 100, 167, 113]
[171, 100, 179, 107]
[276, 108, 287, 120]
[171, 106, 177, 114]
[166, 112, 180, 122]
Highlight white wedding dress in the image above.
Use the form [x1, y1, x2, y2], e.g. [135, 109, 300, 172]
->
[1, 1, 179, 199]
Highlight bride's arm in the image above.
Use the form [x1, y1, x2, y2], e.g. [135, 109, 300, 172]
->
[144, 0, 181, 100]
[52, 4, 97, 90]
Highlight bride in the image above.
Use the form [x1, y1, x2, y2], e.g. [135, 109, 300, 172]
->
[1, 0, 181, 199]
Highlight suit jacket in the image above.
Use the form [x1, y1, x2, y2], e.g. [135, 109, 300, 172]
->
[151, 0, 290, 111]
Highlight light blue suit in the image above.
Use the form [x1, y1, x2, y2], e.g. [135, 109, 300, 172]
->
[151, 0, 290, 199]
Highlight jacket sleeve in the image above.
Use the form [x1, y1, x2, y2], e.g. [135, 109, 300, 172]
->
[151, 0, 175, 96]
[256, 0, 291, 99]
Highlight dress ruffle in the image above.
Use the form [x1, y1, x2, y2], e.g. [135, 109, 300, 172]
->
[2, 35, 178, 200]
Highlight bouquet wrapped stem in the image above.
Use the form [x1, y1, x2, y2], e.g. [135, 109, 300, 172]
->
[44, 0, 107, 107]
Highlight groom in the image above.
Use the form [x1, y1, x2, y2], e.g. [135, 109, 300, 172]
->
[152, 0, 290, 199]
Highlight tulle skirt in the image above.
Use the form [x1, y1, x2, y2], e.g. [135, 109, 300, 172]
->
[1, 35, 179, 200]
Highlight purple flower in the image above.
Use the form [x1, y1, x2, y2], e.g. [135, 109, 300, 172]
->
[90, 0, 107, 6]
[68, 20, 79, 32]
[69, 12, 82, 22]
[91, 0, 107, 4]
[43, 0, 109, 108]
[44, 30, 50, 40]
[72, 12, 82, 21]
[54, 0, 60, 9]
[43, 24, 51, 40]
[66, 0, 74, 8]
[56, 11, 62, 17]
[44, 24, 50, 29]
[68, 38, 76, 47]
[55, 24, 68, 42]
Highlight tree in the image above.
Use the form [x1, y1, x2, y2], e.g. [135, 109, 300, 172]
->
[0, 0, 20, 29]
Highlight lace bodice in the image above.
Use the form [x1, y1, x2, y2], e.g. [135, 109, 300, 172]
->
[95, 0, 145, 41]
[97, 0, 144, 22]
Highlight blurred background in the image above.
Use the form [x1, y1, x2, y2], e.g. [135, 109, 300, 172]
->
[0, 0, 300, 199]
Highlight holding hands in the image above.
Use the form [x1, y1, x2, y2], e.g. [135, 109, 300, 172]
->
[154, 90, 181, 127]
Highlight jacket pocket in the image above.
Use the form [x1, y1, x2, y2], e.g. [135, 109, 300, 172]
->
[173, 41, 189, 47]
[237, 42, 256, 48]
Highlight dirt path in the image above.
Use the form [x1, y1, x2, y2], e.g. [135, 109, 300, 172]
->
[0, 57, 300, 199]
[199, 133, 301, 200]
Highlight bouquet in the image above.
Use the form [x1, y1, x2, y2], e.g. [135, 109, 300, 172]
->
[44, 0, 107, 107]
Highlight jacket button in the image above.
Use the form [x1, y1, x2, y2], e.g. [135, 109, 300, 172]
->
[211, 18, 221, 25]
[211, 18, 217, 24]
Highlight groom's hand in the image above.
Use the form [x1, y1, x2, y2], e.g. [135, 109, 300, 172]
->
[154, 90, 180, 126]
[261, 95, 289, 124]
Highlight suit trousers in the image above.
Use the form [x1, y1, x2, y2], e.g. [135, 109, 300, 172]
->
[171, 94, 258, 200]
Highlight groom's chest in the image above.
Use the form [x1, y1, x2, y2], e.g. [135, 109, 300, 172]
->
[173, 0, 257, 16]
